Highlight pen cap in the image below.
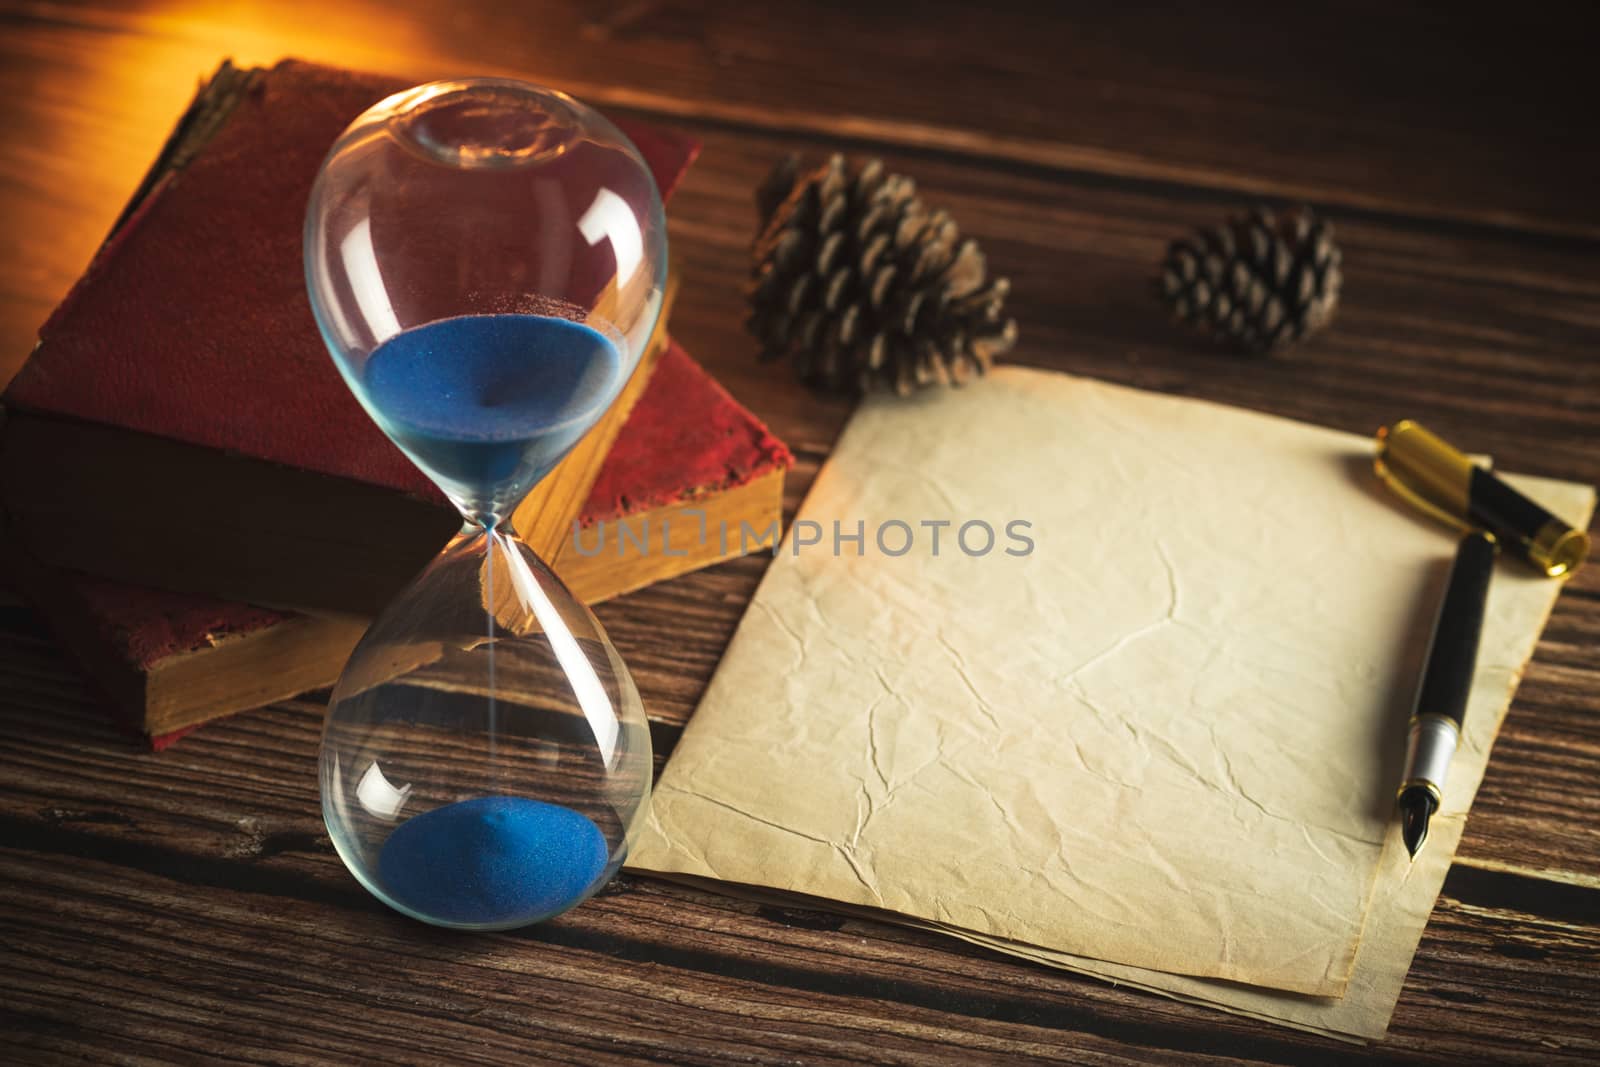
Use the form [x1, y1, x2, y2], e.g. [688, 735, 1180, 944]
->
[1375, 420, 1589, 579]
[1374, 421, 1473, 527]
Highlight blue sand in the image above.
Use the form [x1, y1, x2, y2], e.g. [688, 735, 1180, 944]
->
[378, 795, 611, 926]
[362, 314, 623, 500]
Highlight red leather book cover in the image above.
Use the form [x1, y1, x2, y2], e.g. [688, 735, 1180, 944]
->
[584, 343, 792, 523]
[4, 59, 701, 506]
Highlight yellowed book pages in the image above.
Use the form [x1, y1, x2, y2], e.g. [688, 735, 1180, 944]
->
[627, 367, 1594, 1038]
[552, 464, 787, 605]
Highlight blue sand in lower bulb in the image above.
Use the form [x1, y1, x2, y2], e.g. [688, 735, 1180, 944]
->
[362, 314, 624, 501]
[378, 796, 611, 926]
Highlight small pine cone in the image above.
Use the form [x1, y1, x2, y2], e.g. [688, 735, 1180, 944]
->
[747, 154, 1017, 396]
[1155, 206, 1342, 355]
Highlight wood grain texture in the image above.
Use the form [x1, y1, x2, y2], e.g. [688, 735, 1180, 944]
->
[1, 2, 1598, 1063]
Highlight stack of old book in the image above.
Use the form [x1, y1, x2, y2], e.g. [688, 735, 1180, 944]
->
[0, 59, 790, 747]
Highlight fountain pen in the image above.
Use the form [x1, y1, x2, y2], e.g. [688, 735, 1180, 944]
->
[1396, 531, 1497, 859]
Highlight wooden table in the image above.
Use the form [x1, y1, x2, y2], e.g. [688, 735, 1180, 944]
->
[2, 2, 1597, 1062]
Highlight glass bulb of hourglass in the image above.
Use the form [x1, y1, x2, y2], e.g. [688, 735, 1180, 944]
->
[304, 78, 667, 928]
[320, 530, 650, 928]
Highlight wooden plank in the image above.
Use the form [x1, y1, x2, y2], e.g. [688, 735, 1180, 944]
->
[1, 798, 1597, 1063]
[4, 2, 1599, 368]
[6, 0, 1598, 240]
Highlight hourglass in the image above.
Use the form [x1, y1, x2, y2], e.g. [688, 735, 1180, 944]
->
[304, 79, 665, 929]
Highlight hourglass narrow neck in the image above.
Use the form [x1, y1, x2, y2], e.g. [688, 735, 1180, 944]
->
[462, 512, 507, 537]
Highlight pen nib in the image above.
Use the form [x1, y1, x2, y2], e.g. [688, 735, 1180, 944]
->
[1398, 787, 1436, 859]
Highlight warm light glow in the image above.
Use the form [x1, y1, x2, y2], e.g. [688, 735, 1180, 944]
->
[5, 0, 439, 365]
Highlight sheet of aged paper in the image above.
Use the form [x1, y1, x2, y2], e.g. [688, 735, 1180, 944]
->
[627, 367, 1593, 1028]
[648, 471, 1593, 1041]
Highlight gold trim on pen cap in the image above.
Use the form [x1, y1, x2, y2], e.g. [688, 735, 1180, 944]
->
[1530, 518, 1589, 578]
[1373, 420, 1474, 532]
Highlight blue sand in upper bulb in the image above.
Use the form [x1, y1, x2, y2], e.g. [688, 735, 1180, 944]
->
[378, 796, 611, 926]
[362, 314, 624, 501]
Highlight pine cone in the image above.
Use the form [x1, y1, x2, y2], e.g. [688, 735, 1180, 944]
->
[1156, 206, 1342, 355]
[747, 154, 1017, 395]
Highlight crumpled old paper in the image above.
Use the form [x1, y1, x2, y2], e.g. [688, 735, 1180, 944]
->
[626, 368, 1594, 1039]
